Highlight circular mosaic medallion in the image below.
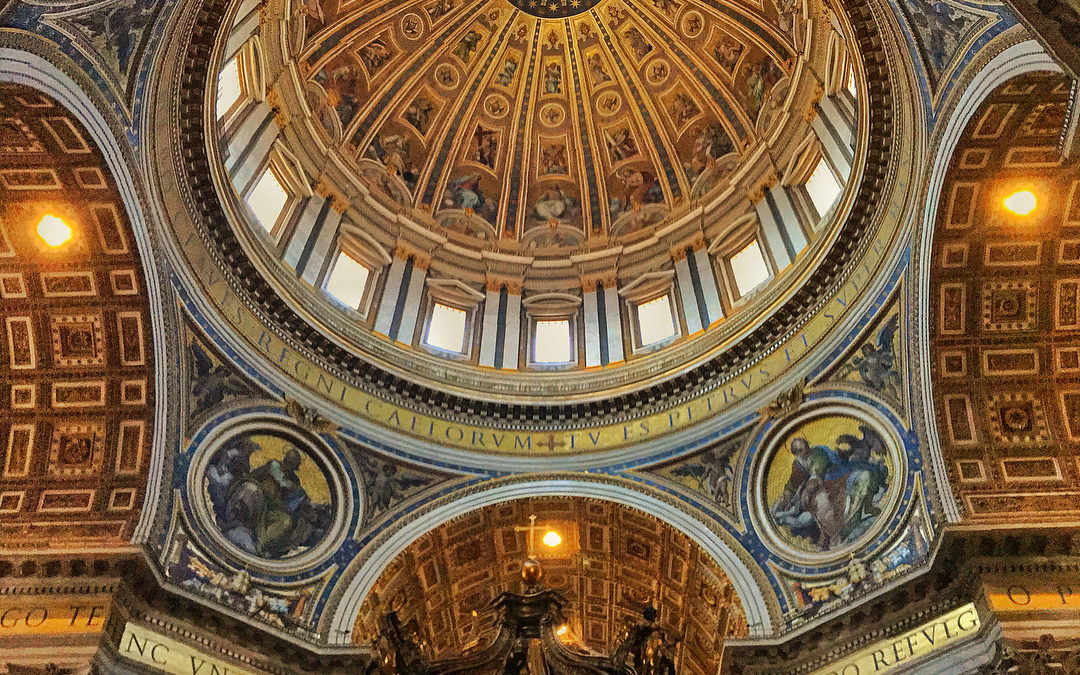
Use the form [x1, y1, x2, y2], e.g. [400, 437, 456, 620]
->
[187, 416, 354, 575]
[506, 0, 602, 19]
[484, 93, 511, 119]
[595, 91, 622, 116]
[434, 63, 460, 90]
[751, 402, 905, 565]
[645, 58, 671, 85]
[681, 10, 704, 38]
[399, 13, 424, 39]
[538, 102, 566, 127]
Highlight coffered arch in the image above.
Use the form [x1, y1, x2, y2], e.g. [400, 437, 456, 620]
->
[924, 63, 1080, 522]
[354, 496, 750, 674]
[327, 476, 777, 646]
[913, 38, 1066, 523]
[0, 46, 171, 548]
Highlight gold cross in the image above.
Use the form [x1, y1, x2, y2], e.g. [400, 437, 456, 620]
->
[537, 433, 564, 452]
[513, 513, 542, 557]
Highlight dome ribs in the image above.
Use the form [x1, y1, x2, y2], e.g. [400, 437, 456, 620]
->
[174, 0, 894, 427]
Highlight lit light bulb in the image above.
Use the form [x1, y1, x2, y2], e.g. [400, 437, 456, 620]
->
[36, 214, 72, 247]
[1003, 190, 1037, 216]
[542, 530, 562, 547]
[557, 625, 568, 636]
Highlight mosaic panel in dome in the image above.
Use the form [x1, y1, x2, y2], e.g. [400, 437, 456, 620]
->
[894, 0, 1001, 93]
[201, 433, 335, 560]
[761, 415, 898, 556]
[37, 0, 167, 107]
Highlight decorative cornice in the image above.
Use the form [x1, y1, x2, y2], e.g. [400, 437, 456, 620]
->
[580, 273, 618, 290]
[724, 526, 1080, 673]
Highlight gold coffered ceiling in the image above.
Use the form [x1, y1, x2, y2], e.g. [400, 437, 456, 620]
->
[0, 83, 155, 549]
[355, 497, 748, 673]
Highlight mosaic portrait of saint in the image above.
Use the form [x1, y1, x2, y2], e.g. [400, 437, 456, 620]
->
[204, 434, 334, 559]
[765, 417, 894, 554]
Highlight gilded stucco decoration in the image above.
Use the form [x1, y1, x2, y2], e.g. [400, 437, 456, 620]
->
[138, 0, 928, 467]
[0, 0, 1072, 663]
[36, 0, 976, 653]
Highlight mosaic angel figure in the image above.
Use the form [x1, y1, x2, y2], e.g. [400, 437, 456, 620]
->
[842, 313, 901, 397]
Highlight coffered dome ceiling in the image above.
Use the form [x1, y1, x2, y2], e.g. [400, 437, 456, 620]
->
[288, 0, 803, 246]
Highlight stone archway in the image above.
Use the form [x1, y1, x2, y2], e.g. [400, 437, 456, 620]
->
[327, 476, 776, 645]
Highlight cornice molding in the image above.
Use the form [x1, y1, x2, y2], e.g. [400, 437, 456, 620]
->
[724, 526, 1080, 673]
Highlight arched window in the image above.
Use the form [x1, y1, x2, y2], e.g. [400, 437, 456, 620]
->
[425, 302, 469, 354]
[533, 319, 573, 364]
[246, 165, 291, 233]
[804, 157, 843, 219]
[215, 38, 264, 125]
[216, 56, 244, 119]
[635, 294, 677, 347]
[729, 239, 771, 297]
[324, 251, 372, 311]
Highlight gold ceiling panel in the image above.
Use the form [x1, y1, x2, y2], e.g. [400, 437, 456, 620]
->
[355, 497, 748, 671]
[0, 84, 155, 550]
[929, 72, 1080, 523]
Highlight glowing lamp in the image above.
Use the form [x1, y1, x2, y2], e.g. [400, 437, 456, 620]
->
[37, 214, 72, 247]
[556, 625, 568, 636]
[1003, 190, 1037, 216]
[542, 530, 562, 547]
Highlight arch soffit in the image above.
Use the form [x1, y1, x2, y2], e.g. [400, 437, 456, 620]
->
[326, 476, 778, 645]
[0, 44, 175, 544]
[912, 37, 1063, 523]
